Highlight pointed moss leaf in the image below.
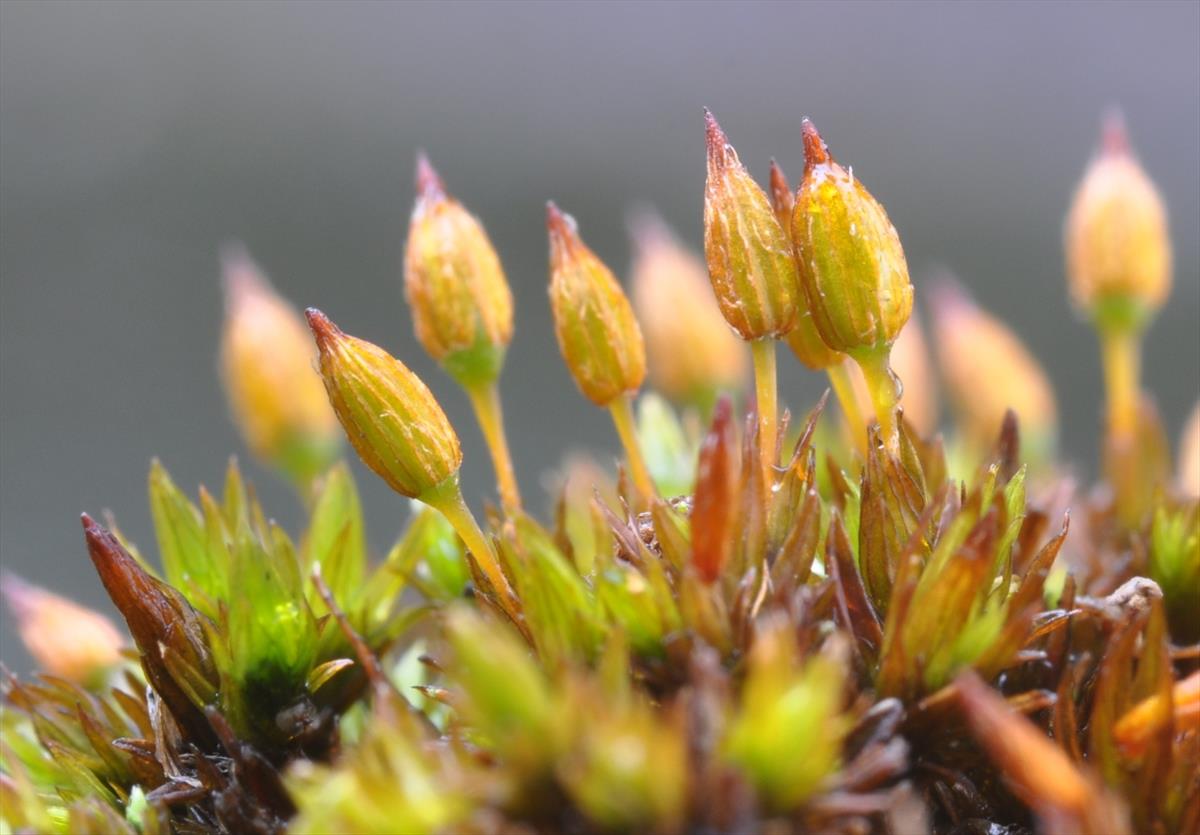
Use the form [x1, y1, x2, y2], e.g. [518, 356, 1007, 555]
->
[394, 505, 468, 601]
[504, 515, 605, 663]
[723, 621, 846, 811]
[636, 393, 695, 497]
[305, 463, 366, 608]
[1149, 503, 1200, 641]
[306, 658, 355, 695]
[444, 606, 558, 766]
[858, 430, 927, 612]
[148, 461, 218, 604]
[596, 566, 666, 655]
[226, 528, 319, 738]
[221, 457, 250, 532]
[649, 499, 690, 573]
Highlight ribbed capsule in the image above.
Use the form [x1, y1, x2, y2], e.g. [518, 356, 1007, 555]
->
[219, 246, 340, 480]
[547, 203, 646, 406]
[306, 309, 462, 498]
[792, 120, 912, 356]
[404, 154, 514, 386]
[630, 212, 747, 403]
[1065, 113, 1172, 325]
[769, 159, 842, 370]
[703, 111, 799, 341]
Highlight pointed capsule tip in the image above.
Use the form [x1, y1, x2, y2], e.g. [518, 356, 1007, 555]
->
[626, 205, 670, 253]
[0, 571, 32, 615]
[415, 151, 446, 201]
[704, 108, 732, 169]
[546, 201, 575, 237]
[1100, 107, 1131, 157]
[219, 241, 267, 301]
[80, 512, 97, 531]
[305, 307, 341, 348]
[219, 240, 251, 271]
[801, 118, 831, 167]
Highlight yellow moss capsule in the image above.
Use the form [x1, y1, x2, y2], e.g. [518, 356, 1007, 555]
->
[404, 154, 514, 386]
[703, 110, 799, 341]
[306, 309, 462, 499]
[219, 246, 340, 483]
[770, 159, 842, 370]
[1, 573, 123, 683]
[547, 202, 646, 406]
[792, 120, 912, 357]
[1065, 113, 1172, 330]
[931, 284, 1057, 454]
[630, 212, 747, 404]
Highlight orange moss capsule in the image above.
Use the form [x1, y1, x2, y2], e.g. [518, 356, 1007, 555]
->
[219, 246, 340, 482]
[1065, 112, 1172, 329]
[932, 283, 1056, 455]
[404, 154, 514, 386]
[703, 111, 799, 341]
[306, 308, 462, 499]
[792, 120, 912, 356]
[630, 212, 747, 404]
[1, 573, 124, 683]
[770, 159, 841, 371]
[547, 202, 646, 406]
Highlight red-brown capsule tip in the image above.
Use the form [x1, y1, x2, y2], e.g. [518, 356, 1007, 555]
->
[801, 119, 832, 168]
[1100, 108, 1130, 157]
[704, 108, 737, 171]
[546, 200, 569, 233]
[305, 307, 342, 350]
[546, 202, 581, 256]
[415, 151, 446, 203]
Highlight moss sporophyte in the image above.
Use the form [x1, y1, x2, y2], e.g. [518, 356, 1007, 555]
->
[2, 111, 1197, 835]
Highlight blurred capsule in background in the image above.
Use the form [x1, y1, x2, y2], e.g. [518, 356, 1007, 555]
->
[219, 246, 340, 487]
[1, 573, 123, 683]
[404, 154, 514, 387]
[931, 281, 1057, 461]
[1179, 403, 1200, 498]
[1065, 111, 1172, 330]
[630, 210, 747, 409]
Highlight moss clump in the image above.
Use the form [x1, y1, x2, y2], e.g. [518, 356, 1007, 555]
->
[3, 112, 1197, 835]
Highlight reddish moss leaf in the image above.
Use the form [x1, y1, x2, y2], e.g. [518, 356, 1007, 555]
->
[81, 514, 219, 750]
[691, 396, 739, 583]
[956, 671, 1130, 834]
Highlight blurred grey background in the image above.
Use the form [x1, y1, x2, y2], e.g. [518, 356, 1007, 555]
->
[2, 1, 1198, 670]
